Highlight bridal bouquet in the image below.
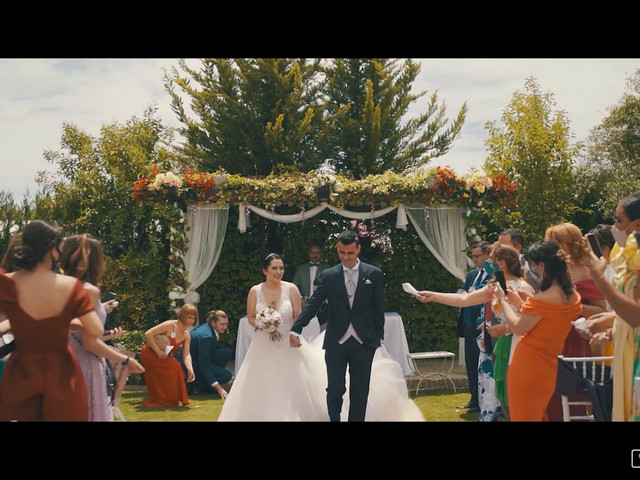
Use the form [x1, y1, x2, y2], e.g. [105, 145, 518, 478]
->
[254, 303, 283, 342]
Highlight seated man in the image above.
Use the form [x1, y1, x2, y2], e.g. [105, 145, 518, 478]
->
[188, 310, 233, 398]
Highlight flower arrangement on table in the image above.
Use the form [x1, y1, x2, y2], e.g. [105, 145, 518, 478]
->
[254, 303, 283, 342]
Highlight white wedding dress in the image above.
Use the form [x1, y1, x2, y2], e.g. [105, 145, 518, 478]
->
[217, 282, 424, 421]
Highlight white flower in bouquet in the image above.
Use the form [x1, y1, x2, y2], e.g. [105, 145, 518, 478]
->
[254, 303, 283, 342]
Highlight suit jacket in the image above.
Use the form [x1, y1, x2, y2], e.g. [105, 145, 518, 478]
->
[456, 267, 488, 337]
[291, 261, 385, 349]
[292, 260, 331, 299]
[189, 322, 229, 386]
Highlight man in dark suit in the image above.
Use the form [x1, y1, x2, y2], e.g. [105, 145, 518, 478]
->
[291, 244, 331, 329]
[455, 240, 490, 411]
[188, 310, 233, 398]
[290, 230, 384, 422]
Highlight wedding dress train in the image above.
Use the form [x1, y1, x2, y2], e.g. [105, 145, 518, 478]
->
[218, 283, 424, 421]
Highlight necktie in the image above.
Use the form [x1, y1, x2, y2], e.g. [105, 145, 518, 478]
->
[310, 262, 320, 266]
[474, 269, 485, 288]
[346, 269, 356, 306]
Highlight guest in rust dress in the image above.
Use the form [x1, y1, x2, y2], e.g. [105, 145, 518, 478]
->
[140, 304, 196, 407]
[493, 239, 582, 421]
[0, 220, 105, 421]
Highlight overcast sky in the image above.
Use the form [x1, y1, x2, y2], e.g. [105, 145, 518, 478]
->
[1, 58, 639, 199]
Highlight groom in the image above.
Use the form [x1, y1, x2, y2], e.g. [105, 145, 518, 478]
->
[290, 230, 385, 421]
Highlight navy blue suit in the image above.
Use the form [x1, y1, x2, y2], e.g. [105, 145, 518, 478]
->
[456, 268, 487, 407]
[189, 322, 232, 393]
[291, 261, 384, 421]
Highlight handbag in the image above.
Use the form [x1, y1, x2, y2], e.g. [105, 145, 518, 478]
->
[153, 334, 170, 352]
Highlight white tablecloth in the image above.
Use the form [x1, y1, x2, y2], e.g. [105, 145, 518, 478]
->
[235, 312, 413, 376]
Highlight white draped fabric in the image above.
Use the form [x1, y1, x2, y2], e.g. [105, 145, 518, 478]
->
[172, 203, 229, 306]
[237, 201, 408, 232]
[172, 202, 469, 305]
[405, 206, 468, 281]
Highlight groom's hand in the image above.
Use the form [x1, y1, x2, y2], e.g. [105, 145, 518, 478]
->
[289, 334, 301, 348]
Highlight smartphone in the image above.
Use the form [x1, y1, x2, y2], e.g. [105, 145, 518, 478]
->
[494, 270, 507, 293]
[103, 292, 116, 302]
[586, 233, 603, 258]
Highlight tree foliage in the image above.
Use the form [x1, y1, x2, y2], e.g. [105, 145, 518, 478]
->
[578, 68, 640, 217]
[483, 76, 581, 243]
[32, 106, 179, 332]
[164, 58, 328, 176]
[164, 58, 468, 179]
[320, 59, 468, 178]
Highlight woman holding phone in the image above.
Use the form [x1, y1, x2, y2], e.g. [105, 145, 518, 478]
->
[544, 222, 608, 420]
[583, 225, 616, 356]
[492, 238, 581, 421]
[414, 242, 534, 421]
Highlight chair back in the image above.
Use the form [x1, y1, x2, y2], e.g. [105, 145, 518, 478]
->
[555, 355, 614, 422]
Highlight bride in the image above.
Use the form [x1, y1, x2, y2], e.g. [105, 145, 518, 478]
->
[217, 253, 424, 421]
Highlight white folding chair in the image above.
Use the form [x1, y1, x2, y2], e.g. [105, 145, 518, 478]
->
[556, 355, 614, 422]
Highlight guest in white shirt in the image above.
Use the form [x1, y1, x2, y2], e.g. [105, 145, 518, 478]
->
[292, 244, 330, 329]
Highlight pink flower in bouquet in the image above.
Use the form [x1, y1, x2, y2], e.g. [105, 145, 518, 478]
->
[254, 304, 283, 341]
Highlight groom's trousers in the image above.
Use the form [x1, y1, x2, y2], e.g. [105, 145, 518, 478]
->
[325, 337, 376, 421]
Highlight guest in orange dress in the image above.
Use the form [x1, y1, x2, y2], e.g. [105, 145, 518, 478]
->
[140, 304, 196, 407]
[0, 220, 105, 421]
[544, 222, 608, 420]
[493, 238, 582, 421]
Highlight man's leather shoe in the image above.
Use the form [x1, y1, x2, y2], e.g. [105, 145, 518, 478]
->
[457, 402, 479, 410]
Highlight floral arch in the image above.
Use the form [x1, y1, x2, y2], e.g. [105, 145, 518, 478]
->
[132, 166, 517, 309]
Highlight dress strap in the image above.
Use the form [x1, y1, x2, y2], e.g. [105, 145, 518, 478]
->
[257, 283, 265, 307]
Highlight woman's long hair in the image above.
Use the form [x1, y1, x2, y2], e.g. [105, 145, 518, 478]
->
[59, 234, 105, 286]
[545, 222, 590, 266]
[525, 239, 573, 296]
[1, 233, 22, 272]
[490, 243, 523, 278]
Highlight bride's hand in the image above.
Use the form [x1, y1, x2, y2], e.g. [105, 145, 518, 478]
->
[289, 334, 301, 348]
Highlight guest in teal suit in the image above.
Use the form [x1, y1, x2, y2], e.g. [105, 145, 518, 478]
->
[188, 310, 233, 398]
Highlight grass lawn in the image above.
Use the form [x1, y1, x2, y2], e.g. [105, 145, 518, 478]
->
[116, 388, 479, 422]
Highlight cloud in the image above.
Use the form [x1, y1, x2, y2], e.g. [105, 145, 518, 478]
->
[1, 58, 639, 199]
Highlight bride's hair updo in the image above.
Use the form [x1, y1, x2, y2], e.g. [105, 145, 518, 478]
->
[12, 220, 64, 271]
[262, 253, 283, 271]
